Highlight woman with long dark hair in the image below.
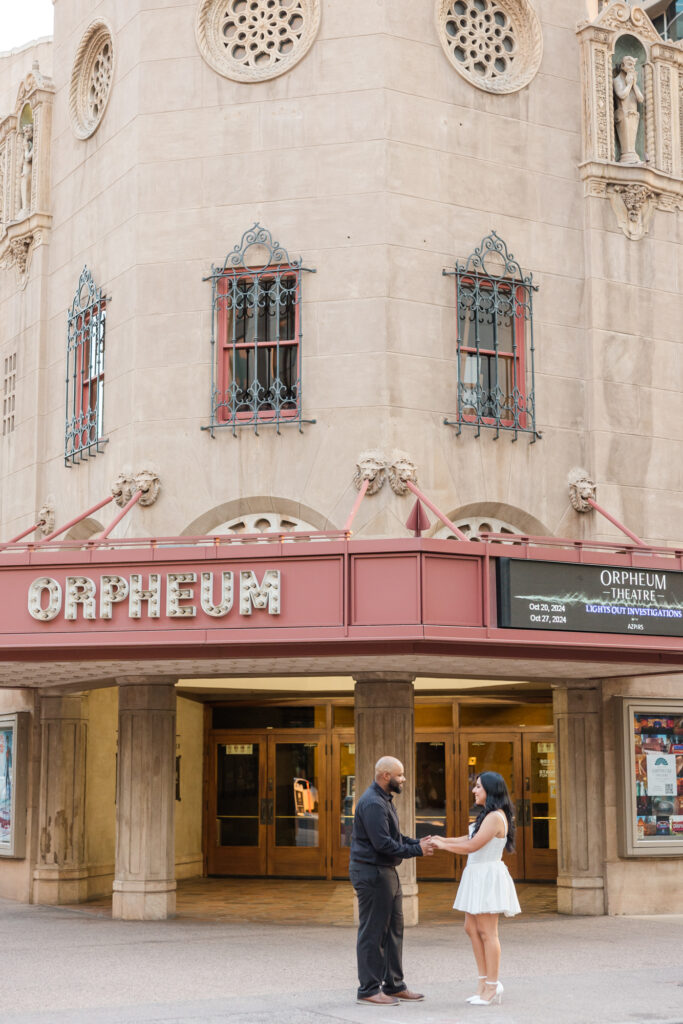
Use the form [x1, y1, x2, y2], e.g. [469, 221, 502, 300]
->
[432, 771, 520, 1006]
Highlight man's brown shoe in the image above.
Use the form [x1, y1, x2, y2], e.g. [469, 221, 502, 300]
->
[357, 992, 400, 1005]
[394, 990, 425, 1001]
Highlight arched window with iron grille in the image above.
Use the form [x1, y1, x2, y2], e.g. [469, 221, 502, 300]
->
[202, 224, 315, 436]
[444, 231, 540, 442]
[65, 266, 108, 464]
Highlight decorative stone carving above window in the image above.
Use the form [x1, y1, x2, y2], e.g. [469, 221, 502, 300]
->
[433, 516, 520, 540]
[435, 0, 543, 94]
[213, 512, 316, 535]
[0, 61, 54, 284]
[69, 20, 114, 139]
[195, 0, 321, 83]
[578, 2, 683, 239]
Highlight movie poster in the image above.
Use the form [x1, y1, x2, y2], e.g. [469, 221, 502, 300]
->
[634, 713, 683, 841]
[0, 726, 13, 848]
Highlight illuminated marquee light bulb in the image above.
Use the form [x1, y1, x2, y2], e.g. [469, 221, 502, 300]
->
[28, 577, 62, 621]
[239, 569, 280, 616]
[200, 571, 234, 617]
[167, 573, 197, 618]
[129, 574, 161, 618]
[65, 577, 97, 620]
[100, 575, 129, 619]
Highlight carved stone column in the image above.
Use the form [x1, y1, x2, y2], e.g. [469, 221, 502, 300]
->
[113, 683, 176, 920]
[354, 673, 419, 926]
[32, 694, 89, 905]
[554, 685, 605, 915]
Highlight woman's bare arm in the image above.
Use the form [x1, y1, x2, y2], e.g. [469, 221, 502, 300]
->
[432, 813, 505, 854]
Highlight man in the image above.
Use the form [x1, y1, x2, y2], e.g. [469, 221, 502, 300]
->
[349, 755, 434, 1005]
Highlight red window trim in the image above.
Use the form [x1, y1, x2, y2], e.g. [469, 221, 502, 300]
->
[457, 276, 526, 429]
[217, 267, 301, 424]
[74, 304, 105, 450]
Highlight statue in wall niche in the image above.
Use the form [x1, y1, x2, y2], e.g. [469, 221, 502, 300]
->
[613, 55, 644, 165]
[19, 123, 33, 215]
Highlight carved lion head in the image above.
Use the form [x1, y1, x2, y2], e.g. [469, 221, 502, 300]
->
[568, 467, 596, 512]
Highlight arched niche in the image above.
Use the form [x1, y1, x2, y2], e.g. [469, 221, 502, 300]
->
[65, 517, 104, 541]
[612, 34, 649, 162]
[181, 497, 333, 537]
[19, 104, 33, 129]
[429, 501, 552, 540]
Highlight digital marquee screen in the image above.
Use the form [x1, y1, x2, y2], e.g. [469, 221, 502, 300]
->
[497, 559, 683, 638]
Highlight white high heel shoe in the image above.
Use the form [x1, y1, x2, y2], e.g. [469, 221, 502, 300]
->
[465, 977, 487, 1003]
[469, 980, 503, 1005]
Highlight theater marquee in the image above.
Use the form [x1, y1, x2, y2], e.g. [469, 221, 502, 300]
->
[497, 559, 683, 638]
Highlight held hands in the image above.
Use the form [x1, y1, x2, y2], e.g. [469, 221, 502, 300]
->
[420, 835, 436, 856]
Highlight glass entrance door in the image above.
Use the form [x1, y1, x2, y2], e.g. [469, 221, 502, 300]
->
[459, 733, 557, 881]
[207, 732, 326, 877]
[521, 734, 558, 879]
[416, 736, 456, 880]
[332, 733, 356, 877]
[208, 734, 266, 875]
[460, 734, 522, 880]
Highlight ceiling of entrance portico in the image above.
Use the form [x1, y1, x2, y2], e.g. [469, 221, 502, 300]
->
[2, 653, 676, 691]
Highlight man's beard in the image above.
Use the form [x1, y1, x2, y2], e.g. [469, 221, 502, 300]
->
[388, 778, 403, 794]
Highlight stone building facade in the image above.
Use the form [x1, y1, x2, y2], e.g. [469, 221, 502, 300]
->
[0, 1, 681, 921]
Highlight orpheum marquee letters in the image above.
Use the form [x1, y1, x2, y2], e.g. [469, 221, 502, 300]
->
[27, 570, 281, 622]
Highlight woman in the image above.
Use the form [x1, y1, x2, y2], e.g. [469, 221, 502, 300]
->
[432, 772, 520, 1006]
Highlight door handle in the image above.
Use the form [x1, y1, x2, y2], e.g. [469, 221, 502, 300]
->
[267, 798, 274, 825]
[260, 799, 268, 825]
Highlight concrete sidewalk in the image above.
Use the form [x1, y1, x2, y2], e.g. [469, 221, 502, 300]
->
[2, 897, 683, 1024]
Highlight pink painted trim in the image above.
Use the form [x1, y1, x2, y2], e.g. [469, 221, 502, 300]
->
[37, 495, 115, 545]
[586, 498, 646, 548]
[95, 490, 143, 542]
[404, 480, 469, 541]
[1, 521, 46, 548]
[343, 479, 369, 533]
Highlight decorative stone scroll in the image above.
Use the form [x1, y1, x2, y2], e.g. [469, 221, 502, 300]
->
[577, 2, 683, 239]
[435, 0, 543, 94]
[195, 0, 321, 83]
[69, 20, 114, 139]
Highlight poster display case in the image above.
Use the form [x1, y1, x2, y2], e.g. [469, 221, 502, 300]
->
[0, 712, 28, 858]
[616, 698, 683, 857]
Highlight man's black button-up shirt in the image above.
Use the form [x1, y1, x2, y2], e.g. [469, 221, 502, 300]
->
[349, 781, 423, 868]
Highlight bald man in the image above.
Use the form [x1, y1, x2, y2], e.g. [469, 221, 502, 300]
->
[349, 756, 434, 1005]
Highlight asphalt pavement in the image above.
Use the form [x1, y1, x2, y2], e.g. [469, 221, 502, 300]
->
[2, 897, 683, 1024]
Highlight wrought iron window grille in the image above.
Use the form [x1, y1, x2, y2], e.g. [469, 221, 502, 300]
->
[444, 230, 540, 442]
[65, 266, 109, 465]
[202, 223, 316, 437]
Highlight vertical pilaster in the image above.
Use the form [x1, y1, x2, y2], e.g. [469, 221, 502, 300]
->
[32, 693, 88, 905]
[354, 673, 418, 925]
[554, 685, 605, 915]
[113, 683, 176, 921]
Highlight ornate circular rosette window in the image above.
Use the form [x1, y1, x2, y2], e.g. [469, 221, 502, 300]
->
[196, 0, 321, 83]
[435, 0, 542, 95]
[69, 20, 114, 139]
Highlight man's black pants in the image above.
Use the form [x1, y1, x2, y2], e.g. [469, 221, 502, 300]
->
[350, 862, 406, 999]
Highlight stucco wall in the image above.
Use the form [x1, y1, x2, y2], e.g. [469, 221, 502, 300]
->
[0, 0, 678, 547]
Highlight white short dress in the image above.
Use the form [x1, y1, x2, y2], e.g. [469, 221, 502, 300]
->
[453, 811, 521, 917]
